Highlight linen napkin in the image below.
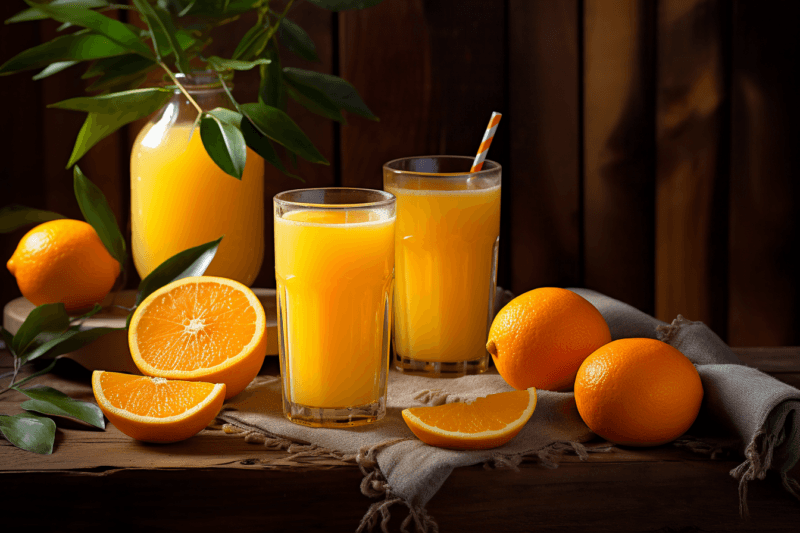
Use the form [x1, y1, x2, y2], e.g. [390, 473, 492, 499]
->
[570, 288, 800, 517]
[220, 288, 800, 530]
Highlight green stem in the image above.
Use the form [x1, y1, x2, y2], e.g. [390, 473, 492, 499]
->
[265, 0, 295, 43]
[160, 62, 204, 116]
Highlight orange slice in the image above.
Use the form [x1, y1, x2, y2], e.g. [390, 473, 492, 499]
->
[92, 370, 225, 443]
[401, 388, 538, 450]
[129, 276, 267, 399]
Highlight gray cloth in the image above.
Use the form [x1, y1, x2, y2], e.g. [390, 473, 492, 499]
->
[220, 287, 800, 529]
[570, 288, 800, 516]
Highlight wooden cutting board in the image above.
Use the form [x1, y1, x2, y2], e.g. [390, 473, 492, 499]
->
[2, 289, 279, 374]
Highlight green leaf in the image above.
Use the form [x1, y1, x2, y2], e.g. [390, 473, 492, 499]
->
[12, 303, 70, 357]
[49, 88, 171, 166]
[207, 56, 270, 72]
[305, 0, 385, 10]
[0, 413, 56, 455]
[32, 60, 78, 80]
[232, 22, 269, 61]
[0, 205, 65, 233]
[199, 113, 247, 179]
[208, 107, 242, 127]
[132, 0, 191, 73]
[259, 48, 286, 110]
[73, 166, 126, 266]
[0, 32, 130, 76]
[241, 118, 302, 181]
[135, 237, 223, 306]
[83, 54, 156, 92]
[179, 0, 257, 17]
[240, 102, 328, 164]
[278, 18, 318, 62]
[283, 68, 377, 120]
[20, 325, 119, 364]
[5, 0, 109, 24]
[285, 81, 345, 123]
[1, 328, 15, 352]
[18, 385, 105, 429]
[23, 1, 154, 60]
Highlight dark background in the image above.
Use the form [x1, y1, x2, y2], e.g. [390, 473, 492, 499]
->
[1, 0, 798, 346]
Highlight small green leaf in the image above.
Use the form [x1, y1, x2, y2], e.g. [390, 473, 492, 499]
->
[305, 0, 385, 10]
[200, 113, 247, 179]
[5, 0, 109, 24]
[241, 118, 302, 181]
[0, 32, 130, 76]
[279, 18, 318, 62]
[207, 56, 270, 72]
[232, 22, 269, 61]
[283, 68, 377, 120]
[20, 326, 120, 365]
[32, 61, 78, 80]
[132, 0, 191, 73]
[73, 166, 126, 266]
[285, 81, 345, 123]
[12, 303, 70, 357]
[18, 385, 105, 429]
[23, 1, 154, 60]
[240, 102, 328, 164]
[207, 107, 242, 127]
[51, 88, 172, 166]
[135, 237, 223, 306]
[0, 205, 65, 233]
[0, 413, 56, 455]
[259, 48, 286, 110]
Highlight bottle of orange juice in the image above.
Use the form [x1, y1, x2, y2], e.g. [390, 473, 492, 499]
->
[130, 72, 265, 285]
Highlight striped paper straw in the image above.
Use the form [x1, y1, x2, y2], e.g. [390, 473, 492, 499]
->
[470, 112, 502, 172]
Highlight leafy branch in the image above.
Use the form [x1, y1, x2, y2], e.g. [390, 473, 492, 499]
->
[0, 0, 382, 180]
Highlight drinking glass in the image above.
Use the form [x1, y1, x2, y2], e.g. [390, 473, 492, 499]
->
[274, 188, 396, 427]
[384, 156, 501, 376]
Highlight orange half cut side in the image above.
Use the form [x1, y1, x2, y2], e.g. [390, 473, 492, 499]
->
[92, 370, 226, 443]
[128, 276, 267, 399]
[401, 388, 538, 450]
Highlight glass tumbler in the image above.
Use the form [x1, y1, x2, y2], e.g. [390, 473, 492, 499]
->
[384, 156, 501, 376]
[274, 188, 396, 427]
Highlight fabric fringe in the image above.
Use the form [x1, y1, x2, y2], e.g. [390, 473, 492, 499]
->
[730, 429, 777, 518]
[672, 436, 734, 460]
[655, 314, 693, 344]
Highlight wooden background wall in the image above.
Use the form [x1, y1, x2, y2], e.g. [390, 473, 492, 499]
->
[1, 0, 798, 347]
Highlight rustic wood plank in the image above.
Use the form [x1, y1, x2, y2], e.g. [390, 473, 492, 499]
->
[583, 0, 656, 315]
[507, 0, 581, 293]
[655, 0, 730, 337]
[728, 0, 800, 347]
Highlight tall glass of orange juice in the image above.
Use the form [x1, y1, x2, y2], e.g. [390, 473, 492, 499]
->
[384, 156, 501, 376]
[131, 72, 264, 286]
[274, 188, 396, 427]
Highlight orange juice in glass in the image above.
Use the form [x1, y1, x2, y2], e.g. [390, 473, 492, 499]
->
[131, 72, 264, 286]
[384, 156, 501, 376]
[274, 188, 395, 427]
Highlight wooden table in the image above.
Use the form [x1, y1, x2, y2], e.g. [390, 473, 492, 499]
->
[2, 347, 800, 532]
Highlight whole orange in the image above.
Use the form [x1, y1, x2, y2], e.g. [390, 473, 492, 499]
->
[7, 219, 120, 311]
[574, 338, 704, 446]
[486, 287, 611, 391]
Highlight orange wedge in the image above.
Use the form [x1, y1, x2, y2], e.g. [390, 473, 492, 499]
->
[129, 276, 267, 399]
[401, 388, 538, 450]
[92, 370, 225, 443]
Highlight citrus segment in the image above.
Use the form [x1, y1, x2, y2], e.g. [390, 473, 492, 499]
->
[129, 276, 267, 399]
[574, 338, 704, 446]
[487, 287, 611, 391]
[92, 370, 225, 443]
[402, 388, 537, 449]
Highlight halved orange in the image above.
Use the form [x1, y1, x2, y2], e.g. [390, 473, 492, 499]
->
[402, 388, 538, 449]
[129, 276, 267, 399]
[92, 370, 226, 443]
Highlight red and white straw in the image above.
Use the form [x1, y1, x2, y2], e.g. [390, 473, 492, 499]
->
[470, 112, 502, 172]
